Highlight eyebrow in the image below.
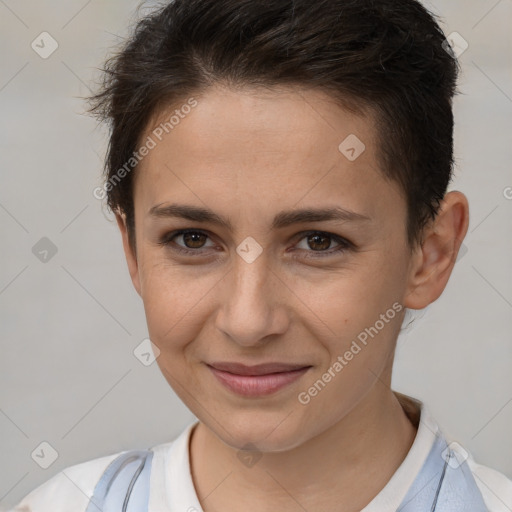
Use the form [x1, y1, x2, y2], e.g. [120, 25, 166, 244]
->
[148, 203, 371, 231]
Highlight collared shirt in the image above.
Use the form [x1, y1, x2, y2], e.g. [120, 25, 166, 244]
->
[11, 394, 512, 511]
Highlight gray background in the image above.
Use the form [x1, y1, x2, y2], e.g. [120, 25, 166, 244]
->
[0, 0, 511, 509]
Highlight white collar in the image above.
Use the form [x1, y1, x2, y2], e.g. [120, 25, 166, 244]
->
[362, 393, 439, 511]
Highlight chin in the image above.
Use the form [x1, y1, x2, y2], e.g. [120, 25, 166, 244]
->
[208, 411, 312, 453]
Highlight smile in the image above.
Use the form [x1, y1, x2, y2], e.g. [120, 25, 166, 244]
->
[207, 364, 311, 397]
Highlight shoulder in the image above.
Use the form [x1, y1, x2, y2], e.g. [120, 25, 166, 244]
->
[400, 396, 512, 512]
[465, 455, 512, 512]
[10, 423, 197, 512]
[448, 440, 512, 512]
[9, 450, 129, 512]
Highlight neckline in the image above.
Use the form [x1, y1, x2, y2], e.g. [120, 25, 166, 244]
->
[163, 393, 439, 512]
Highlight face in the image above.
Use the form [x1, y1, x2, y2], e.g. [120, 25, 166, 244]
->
[120, 85, 418, 451]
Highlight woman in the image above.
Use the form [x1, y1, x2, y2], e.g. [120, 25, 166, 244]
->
[13, 0, 512, 510]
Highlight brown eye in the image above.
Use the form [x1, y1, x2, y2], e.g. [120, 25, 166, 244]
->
[181, 231, 208, 249]
[306, 233, 332, 251]
[159, 230, 215, 254]
[294, 231, 352, 258]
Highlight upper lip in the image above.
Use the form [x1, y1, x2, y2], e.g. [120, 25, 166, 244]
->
[208, 362, 311, 376]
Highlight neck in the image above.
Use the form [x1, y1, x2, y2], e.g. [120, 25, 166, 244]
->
[189, 388, 417, 512]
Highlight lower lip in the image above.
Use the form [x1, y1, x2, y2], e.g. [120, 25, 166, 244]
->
[207, 365, 311, 397]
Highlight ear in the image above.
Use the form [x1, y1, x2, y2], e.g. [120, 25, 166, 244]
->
[404, 191, 469, 309]
[115, 211, 142, 297]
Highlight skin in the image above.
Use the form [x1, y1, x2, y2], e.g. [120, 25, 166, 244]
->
[116, 84, 469, 512]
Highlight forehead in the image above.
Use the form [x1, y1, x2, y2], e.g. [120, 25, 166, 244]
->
[143, 85, 375, 162]
[134, 85, 403, 227]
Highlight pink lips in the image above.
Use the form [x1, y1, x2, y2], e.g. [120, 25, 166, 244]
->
[207, 362, 311, 397]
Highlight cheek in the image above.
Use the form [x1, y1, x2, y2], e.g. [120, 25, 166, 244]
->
[297, 262, 402, 331]
[138, 258, 208, 347]
[294, 261, 404, 374]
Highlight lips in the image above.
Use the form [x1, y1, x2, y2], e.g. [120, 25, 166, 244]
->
[206, 362, 312, 397]
[208, 361, 310, 376]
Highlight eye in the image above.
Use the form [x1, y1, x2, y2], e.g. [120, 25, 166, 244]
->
[159, 229, 353, 258]
[158, 230, 216, 255]
[292, 230, 353, 258]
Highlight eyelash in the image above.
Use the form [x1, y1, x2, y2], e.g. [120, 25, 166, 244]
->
[158, 229, 353, 259]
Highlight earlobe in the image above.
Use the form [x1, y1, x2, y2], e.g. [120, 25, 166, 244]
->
[404, 191, 469, 310]
[115, 212, 142, 297]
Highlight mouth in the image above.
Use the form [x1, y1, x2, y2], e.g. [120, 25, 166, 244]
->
[206, 362, 312, 397]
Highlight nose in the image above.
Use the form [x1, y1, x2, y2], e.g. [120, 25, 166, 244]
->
[214, 251, 289, 347]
